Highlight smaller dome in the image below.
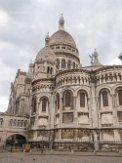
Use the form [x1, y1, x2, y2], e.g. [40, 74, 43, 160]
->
[36, 45, 56, 64]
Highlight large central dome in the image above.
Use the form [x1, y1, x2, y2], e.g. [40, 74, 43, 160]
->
[49, 14, 77, 49]
[35, 14, 80, 72]
[49, 30, 76, 48]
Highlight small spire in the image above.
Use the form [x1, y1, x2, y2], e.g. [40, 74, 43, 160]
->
[59, 13, 64, 30]
[45, 32, 50, 46]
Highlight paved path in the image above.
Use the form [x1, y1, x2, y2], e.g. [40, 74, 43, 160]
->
[0, 151, 122, 163]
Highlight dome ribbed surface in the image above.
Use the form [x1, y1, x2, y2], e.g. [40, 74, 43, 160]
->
[49, 30, 76, 48]
[36, 46, 56, 64]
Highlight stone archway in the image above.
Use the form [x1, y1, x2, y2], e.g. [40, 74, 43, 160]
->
[6, 134, 26, 147]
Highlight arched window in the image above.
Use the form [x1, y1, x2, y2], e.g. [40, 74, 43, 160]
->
[9, 119, 13, 126]
[0, 118, 3, 126]
[32, 98, 36, 114]
[66, 92, 71, 107]
[57, 59, 60, 68]
[20, 120, 23, 127]
[13, 119, 16, 126]
[67, 60, 71, 69]
[61, 59, 66, 68]
[47, 66, 50, 74]
[117, 111, 122, 122]
[73, 62, 75, 69]
[80, 92, 85, 107]
[56, 93, 60, 110]
[30, 117, 35, 125]
[42, 98, 48, 112]
[17, 120, 20, 127]
[50, 67, 53, 74]
[65, 91, 72, 107]
[118, 90, 122, 105]
[102, 91, 108, 106]
[24, 120, 27, 127]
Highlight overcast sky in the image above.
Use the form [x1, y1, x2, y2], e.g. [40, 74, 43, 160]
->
[0, 0, 122, 112]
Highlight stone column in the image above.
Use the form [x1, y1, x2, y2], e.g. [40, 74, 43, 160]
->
[58, 129, 62, 140]
[96, 97, 100, 128]
[34, 100, 39, 128]
[74, 129, 78, 141]
[88, 97, 93, 127]
[114, 129, 121, 141]
[50, 94, 55, 129]
[60, 95, 63, 125]
[99, 130, 103, 142]
[90, 84, 99, 128]
[112, 94, 118, 127]
[90, 79, 99, 150]
[93, 130, 100, 151]
[73, 96, 77, 125]
[1, 131, 8, 147]
[59, 59, 61, 69]
[33, 130, 38, 141]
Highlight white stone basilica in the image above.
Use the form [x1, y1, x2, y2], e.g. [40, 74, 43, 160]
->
[0, 15, 122, 151]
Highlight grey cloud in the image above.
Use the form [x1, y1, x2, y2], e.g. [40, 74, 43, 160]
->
[0, 0, 29, 12]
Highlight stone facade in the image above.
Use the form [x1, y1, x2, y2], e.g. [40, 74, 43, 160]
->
[0, 113, 28, 147]
[0, 15, 122, 151]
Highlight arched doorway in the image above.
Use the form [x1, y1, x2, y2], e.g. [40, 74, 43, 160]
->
[6, 134, 26, 148]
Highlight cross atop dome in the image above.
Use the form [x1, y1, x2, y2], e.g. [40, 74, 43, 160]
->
[59, 13, 64, 30]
